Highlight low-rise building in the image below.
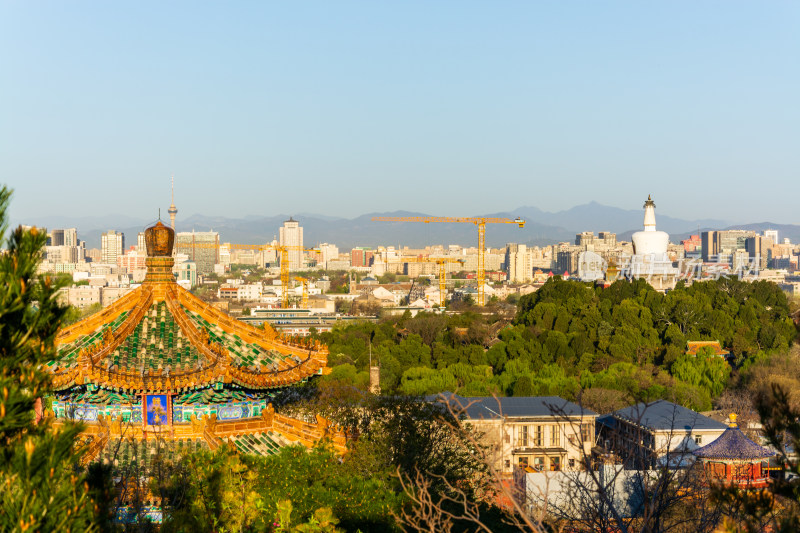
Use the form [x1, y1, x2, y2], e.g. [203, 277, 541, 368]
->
[598, 400, 728, 469]
[433, 393, 598, 475]
[240, 307, 375, 335]
[173, 260, 197, 288]
[57, 286, 135, 309]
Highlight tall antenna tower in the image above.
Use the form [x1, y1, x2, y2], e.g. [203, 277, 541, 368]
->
[168, 174, 178, 229]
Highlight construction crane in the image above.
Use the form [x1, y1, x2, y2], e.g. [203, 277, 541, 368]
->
[177, 242, 319, 308]
[294, 277, 309, 309]
[396, 256, 465, 307]
[275, 246, 320, 308]
[371, 216, 525, 305]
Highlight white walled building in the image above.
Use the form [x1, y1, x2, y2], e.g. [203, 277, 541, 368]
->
[101, 230, 125, 265]
[506, 244, 532, 283]
[318, 243, 339, 269]
[435, 394, 598, 475]
[598, 400, 728, 469]
[279, 217, 304, 269]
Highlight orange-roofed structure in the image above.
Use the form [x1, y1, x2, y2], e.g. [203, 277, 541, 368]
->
[46, 219, 343, 465]
[686, 340, 730, 358]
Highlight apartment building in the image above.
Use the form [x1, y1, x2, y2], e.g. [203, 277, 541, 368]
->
[505, 244, 532, 283]
[101, 230, 125, 264]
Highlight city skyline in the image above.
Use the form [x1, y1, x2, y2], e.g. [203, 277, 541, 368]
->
[2, 2, 799, 223]
[17, 197, 800, 249]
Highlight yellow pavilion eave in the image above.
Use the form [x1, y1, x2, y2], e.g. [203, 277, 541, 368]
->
[51, 267, 329, 394]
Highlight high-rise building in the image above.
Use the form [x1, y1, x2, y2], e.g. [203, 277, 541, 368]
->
[350, 247, 374, 268]
[764, 229, 779, 245]
[50, 229, 64, 246]
[505, 243, 531, 283]
[598, 232, 617, 247]
[279, 217, 304, 269]
[746, 236, 773, 270]
[575, 232, 594, 246]
[701, 231, 716, 262]
[49, 228, 77, 247]
[101, 230, 125, 264]
[702, 230, 756, 263]
[63, 228, 77, 247]
[556, 251, 576, 274]
[137, 232, 146, 253]
[317, 243, 339, 269]
[176, 231, 219, 274]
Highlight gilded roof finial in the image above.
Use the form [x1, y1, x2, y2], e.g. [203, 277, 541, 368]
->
[728, 413, 738, 428]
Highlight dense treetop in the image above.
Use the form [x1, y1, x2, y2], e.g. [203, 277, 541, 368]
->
[316, 276, 797, 412]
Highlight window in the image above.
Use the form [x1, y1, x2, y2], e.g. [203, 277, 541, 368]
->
[581, 423, 592, 443]
[534, 425, 543, 447]
[694, 435, 702, 445]
[505, 460, 511, 470]
[533, 457, 545, 471]
[518, 456, 529, 467]
[550, 457, 561, 471]
[551, 425, 561, 447]
[569, 458, 575, 469]
[519, 425, 529, 447]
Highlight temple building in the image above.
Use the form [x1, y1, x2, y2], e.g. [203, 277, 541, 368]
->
[692, 414, 775, 489]
[45, 218, 344, 465]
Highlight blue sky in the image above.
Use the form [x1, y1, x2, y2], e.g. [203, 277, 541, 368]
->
[2, 2, 798, 224]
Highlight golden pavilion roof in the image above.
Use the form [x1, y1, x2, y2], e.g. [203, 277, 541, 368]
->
[50, 222, 328, 394]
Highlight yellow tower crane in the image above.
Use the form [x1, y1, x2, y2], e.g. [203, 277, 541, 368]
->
[371, 216, 525, 306]
[396, 257, 465, 307]
[275, 246, 319, 308]
[178, 242, 319, 308]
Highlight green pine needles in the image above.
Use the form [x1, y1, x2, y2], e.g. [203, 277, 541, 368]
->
[0, 186, 96, 532]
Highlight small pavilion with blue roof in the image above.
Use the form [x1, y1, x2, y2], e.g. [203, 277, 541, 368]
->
[692, 414, 775, 489]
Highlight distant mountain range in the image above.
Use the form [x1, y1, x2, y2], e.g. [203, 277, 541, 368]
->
[16, 203, 800, 250]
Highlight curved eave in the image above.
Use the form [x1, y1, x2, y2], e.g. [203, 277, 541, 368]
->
[693, 427, 776, 461]
[50, 280, 329, 393]
[51, 349, 326, 394]
[170, 284, 329, 378]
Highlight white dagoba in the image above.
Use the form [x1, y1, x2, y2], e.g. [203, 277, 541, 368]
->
[627, 195, 677, 287]
[632, 195, 669, 259]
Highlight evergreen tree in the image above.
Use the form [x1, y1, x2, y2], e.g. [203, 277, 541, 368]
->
[0, 186, 95, 531]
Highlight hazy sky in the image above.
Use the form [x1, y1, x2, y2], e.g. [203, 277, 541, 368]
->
[2, 2, 798, 224]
